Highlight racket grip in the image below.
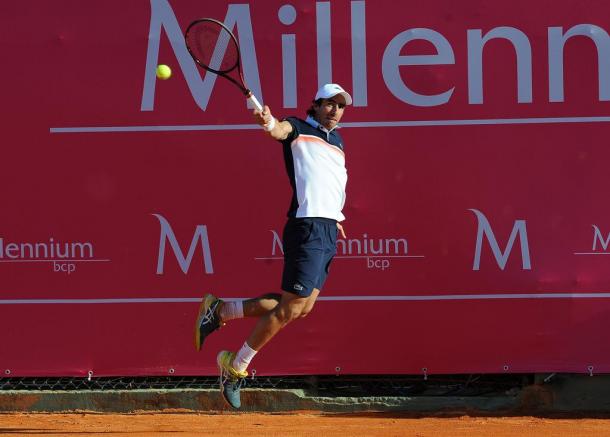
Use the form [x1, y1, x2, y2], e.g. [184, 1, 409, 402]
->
[247, 93, 263, 111]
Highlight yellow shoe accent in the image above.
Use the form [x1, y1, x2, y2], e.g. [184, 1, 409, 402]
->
[217, 351, 248, 379]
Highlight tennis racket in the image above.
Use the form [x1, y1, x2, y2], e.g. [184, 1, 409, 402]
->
[185, 18, 263, 111]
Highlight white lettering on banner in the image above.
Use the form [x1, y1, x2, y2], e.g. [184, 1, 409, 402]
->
[260, 230, 419, 271]
[142, 1, 263, 111]
[549, 25, 610, 102]
[0, 238, 93, 259]
[141, 2, 609, 110]
[0, 237, 106, 274]
[153, 214, 214, 274]
[469, 209, 532, 271]
[316, 2, 332, 87]
[336, 234, 408, 257]
[270, 230, 284, 256]
[140, 1, 364, 110]
[279, 5, 297, 108]
[592, 225, 610, 251]
[468, 27, 533, 104]
[351, 1, 367, 106]
[382, 28, 456, 107]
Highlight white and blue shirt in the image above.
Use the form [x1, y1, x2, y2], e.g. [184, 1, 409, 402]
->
[280, 116, 347, 221]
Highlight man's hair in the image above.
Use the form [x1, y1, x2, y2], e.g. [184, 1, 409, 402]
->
[306, 98, 324, 117]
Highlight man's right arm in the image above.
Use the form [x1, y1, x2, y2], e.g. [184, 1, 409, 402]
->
[252, 105, 293, 141]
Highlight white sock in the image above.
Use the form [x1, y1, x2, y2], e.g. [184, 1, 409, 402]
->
[233, 341, 258, 373]
[219, 300, 244, 322]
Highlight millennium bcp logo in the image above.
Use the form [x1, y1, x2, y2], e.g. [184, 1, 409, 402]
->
[0, 236, 109, 274]
[256, 229, 423, 270]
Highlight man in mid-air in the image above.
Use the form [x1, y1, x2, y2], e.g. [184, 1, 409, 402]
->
[195, 84, 352, 409]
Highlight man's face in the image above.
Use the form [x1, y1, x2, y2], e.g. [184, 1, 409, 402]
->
[313, 95, 347, 130]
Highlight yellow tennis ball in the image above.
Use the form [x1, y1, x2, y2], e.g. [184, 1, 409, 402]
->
[156, 64, 172, 80]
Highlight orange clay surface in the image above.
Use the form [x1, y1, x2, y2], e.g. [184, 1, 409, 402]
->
[2, 412, 610, 436]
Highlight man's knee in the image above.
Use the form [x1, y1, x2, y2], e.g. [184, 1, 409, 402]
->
[299, 303, 317, 318]
[299, 289, 319, 318]
[278, 308, 302, 323]
[275, 300, 308, 324]
[299, 307, 312, 318]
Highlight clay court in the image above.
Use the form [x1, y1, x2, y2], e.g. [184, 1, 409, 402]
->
[2, 2, 610, 437]
[1, 412, 610, 436]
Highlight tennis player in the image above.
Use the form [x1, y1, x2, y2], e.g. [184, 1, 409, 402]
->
[195, 84, 351, 409]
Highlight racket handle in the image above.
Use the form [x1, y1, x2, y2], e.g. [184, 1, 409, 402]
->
[247, 93, 263, 111]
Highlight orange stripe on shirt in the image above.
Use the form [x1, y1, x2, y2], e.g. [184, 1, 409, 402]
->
[291, 134, 345, 157]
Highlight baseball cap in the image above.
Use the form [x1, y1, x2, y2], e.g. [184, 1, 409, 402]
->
[314, 83, 353, 105]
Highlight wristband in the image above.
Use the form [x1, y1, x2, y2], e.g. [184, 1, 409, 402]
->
[263, 117, 276, 132]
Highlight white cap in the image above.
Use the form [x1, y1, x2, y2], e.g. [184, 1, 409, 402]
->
[314, 83, 353, 105]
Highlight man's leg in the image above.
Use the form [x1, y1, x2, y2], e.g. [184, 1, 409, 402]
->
[242, 293, 282, 317]
[299, 288, 320, 318]
[216, 289, 318, 409]
[209, 293, 283, 323]
[221, 288, 320, 374]
[223, 289, 319, 377]
[194, 293, 282, 351]
[197, 290, 312, 356]
[246, 288, 319, 351]
[217, 218, 332, 408]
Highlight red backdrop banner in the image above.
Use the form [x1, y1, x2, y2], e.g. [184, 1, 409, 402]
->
[1, 0, 609, 377]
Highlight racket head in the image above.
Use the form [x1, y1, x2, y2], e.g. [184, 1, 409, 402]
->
[185, 18, 240, 75]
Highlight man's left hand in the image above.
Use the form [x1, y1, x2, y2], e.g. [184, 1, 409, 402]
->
[337, 222, 346, 239]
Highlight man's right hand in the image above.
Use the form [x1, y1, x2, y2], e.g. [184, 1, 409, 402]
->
[253, 105, 274, 129]
[252, 105, 293, 141]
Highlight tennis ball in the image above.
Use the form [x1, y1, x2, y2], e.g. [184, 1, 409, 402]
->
[156, 64, 172, 80]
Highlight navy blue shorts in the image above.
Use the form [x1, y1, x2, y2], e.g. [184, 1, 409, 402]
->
[281, 217, 338, 297]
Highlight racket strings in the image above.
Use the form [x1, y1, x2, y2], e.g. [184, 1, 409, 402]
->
[187, 21, 239, 74]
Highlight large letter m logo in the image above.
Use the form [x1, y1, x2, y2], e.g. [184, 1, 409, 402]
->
[153, 214, 214, 274]
[592, 225, 610, 251]
[469, 209, 532, 271]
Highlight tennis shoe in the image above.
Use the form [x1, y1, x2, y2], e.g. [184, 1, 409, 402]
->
[194, 294, 224, 351]
[217, 350, 248, 409]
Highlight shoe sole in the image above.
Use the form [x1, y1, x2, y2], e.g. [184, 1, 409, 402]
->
[193, 294, 215, 351]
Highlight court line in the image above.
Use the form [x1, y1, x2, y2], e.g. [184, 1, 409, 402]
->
[49, 116, 610, 133]
[2, 293, 610, 304]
